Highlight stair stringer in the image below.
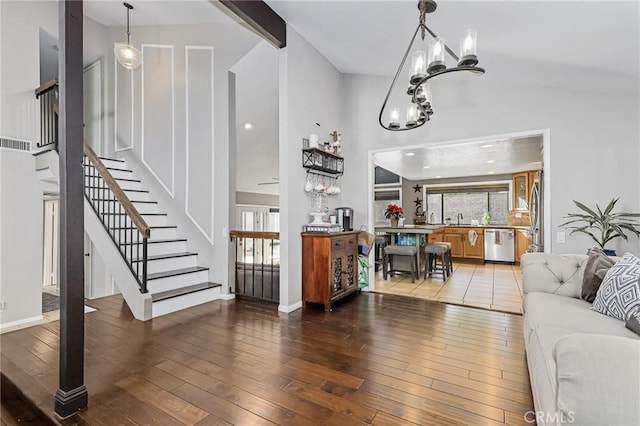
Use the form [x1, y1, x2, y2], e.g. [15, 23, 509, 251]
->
[84, 200, 152, 320]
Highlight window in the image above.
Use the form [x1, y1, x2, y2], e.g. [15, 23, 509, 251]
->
[425, 185, 509, 225]
[374, 166, 401, 186]
[374, 188, 402, 224]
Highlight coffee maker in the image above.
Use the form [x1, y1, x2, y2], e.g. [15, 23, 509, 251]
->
[335, 207, 354, 231]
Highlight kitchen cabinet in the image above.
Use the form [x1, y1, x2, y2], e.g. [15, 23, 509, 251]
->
[512, 172, 529, 210]
[428, 231, 444, 243]
[512, 170, 541, 211]
[515, 228, 531, 263]
[302, 231, 359, 311]
[463, 233, 484, 259]
[442, 227, 484, 260]
[444, 234, 464, 257]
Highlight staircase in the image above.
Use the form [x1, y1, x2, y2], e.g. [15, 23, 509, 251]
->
[34, 81, 221, 320]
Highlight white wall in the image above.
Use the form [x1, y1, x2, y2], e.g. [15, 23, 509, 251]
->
[0, 149, 44, 326]
[236, 192, 279, 206]
[278, 26, 344, 311]
[0, 0, 57, 144]
[0, 2, 111, 147]
[0, 2, 113, 326]
[108, 23, 260, 292]
[342, 74, 640, 255]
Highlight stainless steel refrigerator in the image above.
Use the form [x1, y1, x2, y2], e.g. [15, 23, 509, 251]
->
[528, 170, 544, 252]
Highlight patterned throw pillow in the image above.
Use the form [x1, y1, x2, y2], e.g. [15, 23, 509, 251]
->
[592, 252, 640, 321]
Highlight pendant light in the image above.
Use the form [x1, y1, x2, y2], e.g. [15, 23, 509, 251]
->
[379, 0, 485, 131]
[114, 2, 142, 70]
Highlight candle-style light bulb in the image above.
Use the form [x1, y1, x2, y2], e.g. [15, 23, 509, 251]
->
[427, 37, 446, 74]
[410, 51, 427, 85]
[458, 29, 478, 67]
[389, 107, 400, 129]
[406, 105, 417, 128]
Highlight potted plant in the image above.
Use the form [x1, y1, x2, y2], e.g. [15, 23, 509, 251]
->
[482, 211, 492, 225]
[560, 198, 640, 255]
[385, 203, 403, 227]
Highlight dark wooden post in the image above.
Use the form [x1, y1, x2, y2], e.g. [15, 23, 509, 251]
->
[55, 0, 88, 419]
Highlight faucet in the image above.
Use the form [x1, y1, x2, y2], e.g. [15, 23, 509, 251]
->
[457, 213, 463, 226]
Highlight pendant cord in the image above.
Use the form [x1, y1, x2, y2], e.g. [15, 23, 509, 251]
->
[419, 1, 427, 40]
[126, 7, 131, 45]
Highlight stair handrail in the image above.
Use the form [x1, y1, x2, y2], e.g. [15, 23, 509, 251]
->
[83, 143, 151, 238]
[229, 230, 279, 240]
[35, 78, 59, 97]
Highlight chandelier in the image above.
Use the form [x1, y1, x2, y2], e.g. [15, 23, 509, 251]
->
[114, 2, 142, 70]
[379, 0, 485, 131]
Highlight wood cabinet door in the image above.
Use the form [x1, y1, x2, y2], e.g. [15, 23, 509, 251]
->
[331, 250, 345, 296]
[515, 229, 530, 262]
[429, 232, 445, 243]
[464, 234, 484, 259]
[444, 234, 464, 257]
[343, 251, 357, 292]
[512, 172, 529, 210]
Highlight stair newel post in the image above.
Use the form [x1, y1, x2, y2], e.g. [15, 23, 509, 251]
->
[142, 237, 148, 293]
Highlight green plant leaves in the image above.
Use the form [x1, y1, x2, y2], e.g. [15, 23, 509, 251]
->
[560, 198, 640, 249]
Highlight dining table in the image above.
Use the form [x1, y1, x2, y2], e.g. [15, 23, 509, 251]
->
[375, 224, 446, 273]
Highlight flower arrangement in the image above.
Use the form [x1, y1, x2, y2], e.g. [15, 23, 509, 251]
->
[384, 203, 404, 219]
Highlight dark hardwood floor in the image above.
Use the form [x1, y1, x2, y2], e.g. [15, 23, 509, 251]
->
[0, 292, 532, 425]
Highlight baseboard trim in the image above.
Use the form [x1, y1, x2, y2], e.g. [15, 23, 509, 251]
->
[220, 293, 235, 301]
[0, 315, 44, 331]
[278, 301, 302, 313]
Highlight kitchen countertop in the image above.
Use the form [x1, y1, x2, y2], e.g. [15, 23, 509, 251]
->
[375, 225, 445, 233]
[441, 224, 530, 230]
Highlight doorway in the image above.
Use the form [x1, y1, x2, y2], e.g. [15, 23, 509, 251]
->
[42, 199, 59, 291]
[236, 205, 280, 265]
[368, 130, 550, 314]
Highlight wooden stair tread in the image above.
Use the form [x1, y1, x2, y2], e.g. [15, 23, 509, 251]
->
[151, 282, 221, 302]
[147, 266, 209, 281]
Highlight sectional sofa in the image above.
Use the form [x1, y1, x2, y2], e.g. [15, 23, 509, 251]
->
[521, 253, 640, 426]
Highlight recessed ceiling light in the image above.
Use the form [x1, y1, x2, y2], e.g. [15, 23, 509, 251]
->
[422, 166, 430, 169]
[405, 152, 415, 156]
[481, 144, 494, 148]
[486, 160, 495, 164]
[243, 122, 253, 129]
[487, 171, 495, 174]
[435, 175, 442, 178]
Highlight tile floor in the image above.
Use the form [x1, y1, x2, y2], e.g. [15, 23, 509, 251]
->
[374, 261, 524, 314]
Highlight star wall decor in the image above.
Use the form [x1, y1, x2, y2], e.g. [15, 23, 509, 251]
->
[413, 185, 421, 193]
[414, 197, 422, 207]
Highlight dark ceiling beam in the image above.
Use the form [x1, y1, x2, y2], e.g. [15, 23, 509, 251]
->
[217, 0, 286, 48]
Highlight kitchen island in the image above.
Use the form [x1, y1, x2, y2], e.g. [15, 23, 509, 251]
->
[375, 225, 446, 270]
[376, 224, 532, 264]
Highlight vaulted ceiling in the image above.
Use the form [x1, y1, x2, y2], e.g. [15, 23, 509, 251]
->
[83, 0, 639, 187]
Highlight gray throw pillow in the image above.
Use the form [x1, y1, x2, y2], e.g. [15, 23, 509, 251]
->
[626, 308, 640, 336]
[581, 247, 616, 303]
[592, 252, 640, 321]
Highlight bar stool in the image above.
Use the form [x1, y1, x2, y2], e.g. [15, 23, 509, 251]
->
[424, 244, 449, 281]
[433, 241, 453, 276]
[383, 245, 419, 283]
[374, 235, 389, 272]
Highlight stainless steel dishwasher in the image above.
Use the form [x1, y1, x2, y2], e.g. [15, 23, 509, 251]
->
[484, 228, 515, 262]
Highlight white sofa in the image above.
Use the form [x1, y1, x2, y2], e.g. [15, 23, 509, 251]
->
[521, 253, 640, 426]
